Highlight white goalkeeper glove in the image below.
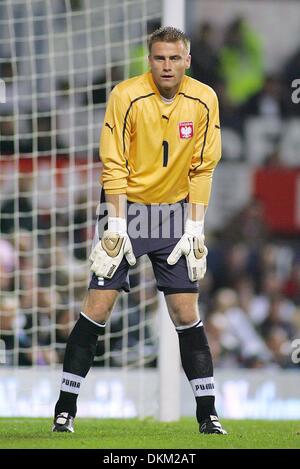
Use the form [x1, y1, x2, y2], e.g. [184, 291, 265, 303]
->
[167, 219, 208, 282]
[89, 217, 136, 279]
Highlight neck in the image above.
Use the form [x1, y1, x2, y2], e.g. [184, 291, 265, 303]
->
[151, 75, 181, 100]
[157, 86, 178, 100]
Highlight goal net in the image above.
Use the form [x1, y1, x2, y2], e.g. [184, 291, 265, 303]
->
[0, 0, 166, 417]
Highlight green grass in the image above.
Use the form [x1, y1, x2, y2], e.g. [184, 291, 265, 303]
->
[0, 417, 299, 449]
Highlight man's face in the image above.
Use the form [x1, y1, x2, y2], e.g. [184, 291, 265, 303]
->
[148, 40, 191, 98]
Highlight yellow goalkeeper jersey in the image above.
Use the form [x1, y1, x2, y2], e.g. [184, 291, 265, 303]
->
[99, 71, 221, 205]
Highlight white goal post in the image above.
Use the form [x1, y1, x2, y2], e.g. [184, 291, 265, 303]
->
[158, 0, 185, 422]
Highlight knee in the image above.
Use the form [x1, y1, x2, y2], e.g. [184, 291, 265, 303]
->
[83, 289, 118, 323]
[175, 317, 200, 329]
[166, 293, 200, 328]
[169, 305, 200, 328]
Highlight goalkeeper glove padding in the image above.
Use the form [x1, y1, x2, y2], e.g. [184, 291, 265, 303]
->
[89, 217, 136, 279]
[167, 219, 207, 282]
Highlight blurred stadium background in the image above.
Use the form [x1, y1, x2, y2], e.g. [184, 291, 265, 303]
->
[0, 0, 299, 422]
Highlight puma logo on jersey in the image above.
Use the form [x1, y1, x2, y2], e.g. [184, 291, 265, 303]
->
[179, 121, 193, 139]
[105, 122, 115, 134]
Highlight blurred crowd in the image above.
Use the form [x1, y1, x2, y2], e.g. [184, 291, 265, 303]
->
[202, 198, 300, 369]
[1, 12, 300, 369]
[190, 17, 300, 128]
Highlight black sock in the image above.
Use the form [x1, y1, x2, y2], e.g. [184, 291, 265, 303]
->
[54, 313, 104, 418]
[176, 320, 217, 423]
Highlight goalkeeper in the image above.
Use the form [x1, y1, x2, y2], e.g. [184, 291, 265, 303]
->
[53, 26, 226, 435]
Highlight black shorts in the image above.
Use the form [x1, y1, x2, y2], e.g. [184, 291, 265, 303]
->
[89, 189, 199, 295]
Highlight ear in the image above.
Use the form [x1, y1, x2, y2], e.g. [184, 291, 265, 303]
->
[185, 54, 191, 69]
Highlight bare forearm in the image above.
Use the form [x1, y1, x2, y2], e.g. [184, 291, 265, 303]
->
[105, 193, 127, 219]
[187, 203, 207, 222]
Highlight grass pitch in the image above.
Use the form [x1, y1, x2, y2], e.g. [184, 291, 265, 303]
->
[0, 417, 300, 449]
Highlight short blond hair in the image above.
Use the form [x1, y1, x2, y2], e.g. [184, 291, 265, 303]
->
[148, 26, 190, 53]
